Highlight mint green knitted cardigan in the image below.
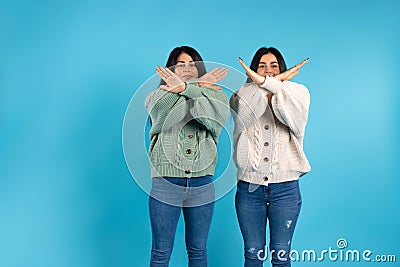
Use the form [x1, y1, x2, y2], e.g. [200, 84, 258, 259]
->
[145, 82, 229, 178]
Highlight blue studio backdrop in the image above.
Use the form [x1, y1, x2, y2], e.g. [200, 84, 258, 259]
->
[1, 0, 399, 266]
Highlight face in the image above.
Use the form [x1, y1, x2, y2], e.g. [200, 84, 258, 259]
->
[257, 53, 280, 77]
[173, 53, 199, 81]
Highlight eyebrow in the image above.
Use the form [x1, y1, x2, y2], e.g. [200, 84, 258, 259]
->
[259, 61, 278, 64]
[177, 60, 195, 63]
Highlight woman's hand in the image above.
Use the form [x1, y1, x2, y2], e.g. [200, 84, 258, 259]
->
[156, 66, 186, 93]
[238, 57, 265, 85]
[275, 58, 309, 81]
[197, 67, 228, 90]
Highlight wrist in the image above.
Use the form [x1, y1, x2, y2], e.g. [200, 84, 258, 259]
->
[197, 81, 208, 87]
[254, 75, 266, 85]
[175, 82, 186, 93]
[180, 82, 186, 92]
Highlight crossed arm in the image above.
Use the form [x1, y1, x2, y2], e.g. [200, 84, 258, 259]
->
[146, 65, 229, 140]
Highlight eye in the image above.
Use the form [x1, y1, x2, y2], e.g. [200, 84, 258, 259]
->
[258, 65, 266, 69]
[176, 64, 185, 69]
[189, 62, 196, 68]
[271, 64, 279, 69]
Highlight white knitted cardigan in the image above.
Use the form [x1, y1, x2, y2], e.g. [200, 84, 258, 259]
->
[230, 76, 311, 186]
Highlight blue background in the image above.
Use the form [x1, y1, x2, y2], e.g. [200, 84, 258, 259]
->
[1, 0, 399, 266]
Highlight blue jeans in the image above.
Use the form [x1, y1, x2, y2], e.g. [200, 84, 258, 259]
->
[149, 176, 215, 267]
[235, 180, 302, 267]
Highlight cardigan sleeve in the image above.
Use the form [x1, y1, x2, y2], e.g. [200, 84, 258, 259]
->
[260, 77, 310, 138]
[180, 83, 229, 142]
[144, 89, 189, 136]
[229, 83, 268, 133]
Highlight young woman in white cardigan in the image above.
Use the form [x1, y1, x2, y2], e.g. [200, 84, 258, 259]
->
[230, 47, 310, 267]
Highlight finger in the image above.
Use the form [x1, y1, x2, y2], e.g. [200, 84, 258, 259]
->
[165, 68, 184, 84]
[296, 58, 309, 68]
[156, 66, 164, 74]
[164, 67, 176, 77]
[294, 58, 309, 69]
[238, 57, 251, 72]
[210, 68, 227, 82]
[214, 68, 228, 80]
[203, 68, 219, 81]
[156, 68, 169, 80]
[159, 85, 170, 90]
[287, 64, 299, 71]
[160, 67, 173, 79]
[157, 66, 168, 73]
[157, 66, 169, 76]
[239, 57, 261, 82]
[213, 67, 227, 77]
[200, 68, 223, 83]
[209, 68, 225, 80]
[156, 66, 168, 76]
[157, 66, 172, 80]
[157, 69, 170, 82]
[208, 68, 219, 75]
[287, 58, 309, 72]
[207, 68, 221, 77]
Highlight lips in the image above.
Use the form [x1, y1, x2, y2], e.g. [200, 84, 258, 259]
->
[182, 75, 193, 79]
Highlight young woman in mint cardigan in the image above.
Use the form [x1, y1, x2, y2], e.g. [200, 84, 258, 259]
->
[145, 46, 229, 267]
[230, 47, 310, 267]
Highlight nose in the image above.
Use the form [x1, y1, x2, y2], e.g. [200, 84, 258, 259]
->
[266, 66, 274, 75]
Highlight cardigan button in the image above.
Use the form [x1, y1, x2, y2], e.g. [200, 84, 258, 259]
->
[264, 157, 269, 162]
[264, 142, 269, 147]
[188, 134, 194, 139]
[263, 176, 269, 181]
[185, 169, 191, 174]
[186, 149, 192, 154]
[264, 125, 270, 130]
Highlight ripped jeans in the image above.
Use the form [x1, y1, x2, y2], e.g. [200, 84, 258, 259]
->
[235, 180, 302, 267]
